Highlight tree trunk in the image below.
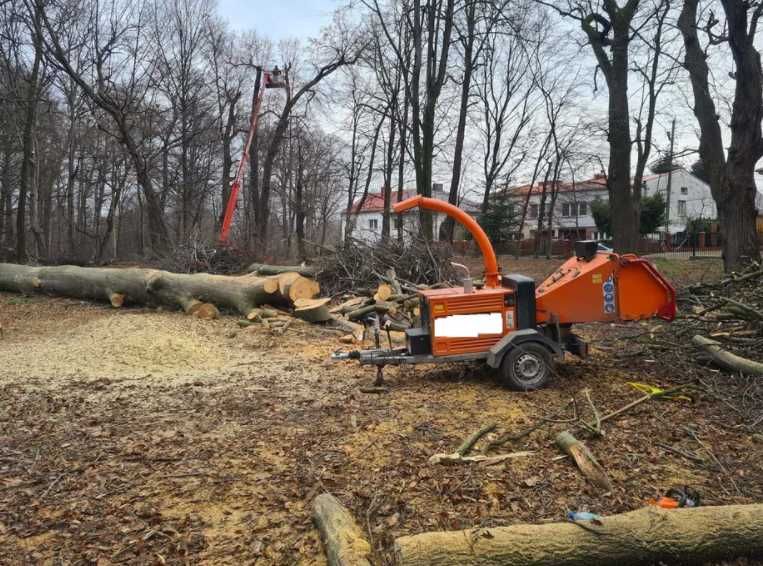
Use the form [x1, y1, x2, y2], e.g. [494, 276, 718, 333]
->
[678, 0, 761, 270]
[16, 17, 42, 262]
[0, 263, 318, 317]
[441, 0, 476, 243]
[606, 19, 638, 252]
[394, 503, 763, 566]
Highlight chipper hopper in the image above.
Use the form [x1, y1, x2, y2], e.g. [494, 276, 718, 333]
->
[332, 196, 676, 390]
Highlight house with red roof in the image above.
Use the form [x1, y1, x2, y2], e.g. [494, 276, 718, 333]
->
[504, 168, 714, 240]
[343, 184, 480, 242]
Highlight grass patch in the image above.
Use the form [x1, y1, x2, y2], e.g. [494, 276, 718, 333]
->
[649, 257, 724, 286]
[3, 295, 36, 305]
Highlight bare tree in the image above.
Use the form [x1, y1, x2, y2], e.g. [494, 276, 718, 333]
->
[678, 0, 762, 269]
[255, 28, 362, 253]
[38, 0, 173, 255]
[367, 0, 455, 240]
[541, 0, 643, 252]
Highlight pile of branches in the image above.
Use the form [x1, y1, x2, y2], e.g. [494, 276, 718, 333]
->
[315, 236, 459, 296]
[675, 263, 763, 374]
[161, 239, 250, 275]
[622, 262, 763, 431]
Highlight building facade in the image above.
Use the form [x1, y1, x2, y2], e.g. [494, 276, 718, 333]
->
[343, 186, 480, 243]
[506, 168, 715, 240]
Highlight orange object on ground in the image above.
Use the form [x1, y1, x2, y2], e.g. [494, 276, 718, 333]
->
[649, 497, 681, 509]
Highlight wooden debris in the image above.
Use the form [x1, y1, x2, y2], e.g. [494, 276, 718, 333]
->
[312, 493, 373, 566]
[248, 262, 320, 278]
[428, 423, 526, 465]
[455, 423, 497, 457]
[293, 298, 333, 323]
[429, 451, 533, 466]
[555, 431, 611, 491]
[692, 335, 763, 375]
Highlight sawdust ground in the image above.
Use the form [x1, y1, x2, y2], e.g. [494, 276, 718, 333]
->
[0, 278, 761, 565]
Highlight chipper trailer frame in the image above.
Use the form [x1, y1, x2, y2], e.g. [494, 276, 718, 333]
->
[332, 196, 676, 390]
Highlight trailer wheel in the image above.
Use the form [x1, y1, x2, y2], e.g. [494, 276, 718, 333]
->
[500, 343, 552, 391]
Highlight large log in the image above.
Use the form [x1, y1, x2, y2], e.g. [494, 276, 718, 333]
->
[0, 263, 311, 318]
[394, 504, 763, 566]
[312, 493, 373, 566]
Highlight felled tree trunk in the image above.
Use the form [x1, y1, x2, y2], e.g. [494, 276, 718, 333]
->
[0, 263, 318, 318]
[394, 504, 763, 566]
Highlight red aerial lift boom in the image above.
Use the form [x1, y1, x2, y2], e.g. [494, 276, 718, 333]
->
[219, 67, 286, 244]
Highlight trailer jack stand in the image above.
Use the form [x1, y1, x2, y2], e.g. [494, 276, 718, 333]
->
[374, 365, 385, 386]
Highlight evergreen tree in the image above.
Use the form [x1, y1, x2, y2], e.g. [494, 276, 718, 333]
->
[479, 192, 518, 243]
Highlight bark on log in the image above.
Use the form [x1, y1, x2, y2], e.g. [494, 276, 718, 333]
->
[0, 263, 310, 318]
[347, 303, 390, 321]
[248, 262, 320, 278]
[693, 335, 763, 375]
[312, 493, 373, 566]
[330, 296, 371, 314]
[394, 503, 763, 566]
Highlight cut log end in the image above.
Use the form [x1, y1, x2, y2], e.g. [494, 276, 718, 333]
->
[189, 302, 220, 320]
[374, 283, 393, 302]
[109, 292, 126, 308]
[294, 297, 332, 323]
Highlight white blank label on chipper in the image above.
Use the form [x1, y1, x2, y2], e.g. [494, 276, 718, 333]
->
[433, 312, 503, 338]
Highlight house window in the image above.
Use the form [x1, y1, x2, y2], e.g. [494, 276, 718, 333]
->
[562, 203, 571, 217]
[529, 204, 539, 219]
[369, 218, 378, 230]
[578, 202, 587, 216]
[677, 200, 687, 218]
[680, 186, 688, 195]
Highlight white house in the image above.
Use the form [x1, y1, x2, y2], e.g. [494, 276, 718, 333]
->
[343, 184, 480, 243]
[506, 168, 714, 240]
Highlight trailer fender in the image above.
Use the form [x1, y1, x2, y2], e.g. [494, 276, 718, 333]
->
[486, 329, 562, 369]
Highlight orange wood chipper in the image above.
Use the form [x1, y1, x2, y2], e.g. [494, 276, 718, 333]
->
[332, 196, 676, 390]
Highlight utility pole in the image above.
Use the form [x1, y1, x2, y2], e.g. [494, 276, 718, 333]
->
[664, 118, 676, 240]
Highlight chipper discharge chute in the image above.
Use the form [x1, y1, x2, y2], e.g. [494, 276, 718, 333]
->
[332, 196, 676, 390]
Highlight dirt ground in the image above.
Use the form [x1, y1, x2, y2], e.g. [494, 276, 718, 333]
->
[0, 257, 760, 565]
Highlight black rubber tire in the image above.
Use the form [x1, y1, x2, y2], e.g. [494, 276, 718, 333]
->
[500, 342, 553, 391]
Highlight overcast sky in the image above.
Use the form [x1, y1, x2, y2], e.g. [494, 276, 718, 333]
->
[216, 0, 342, 40]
